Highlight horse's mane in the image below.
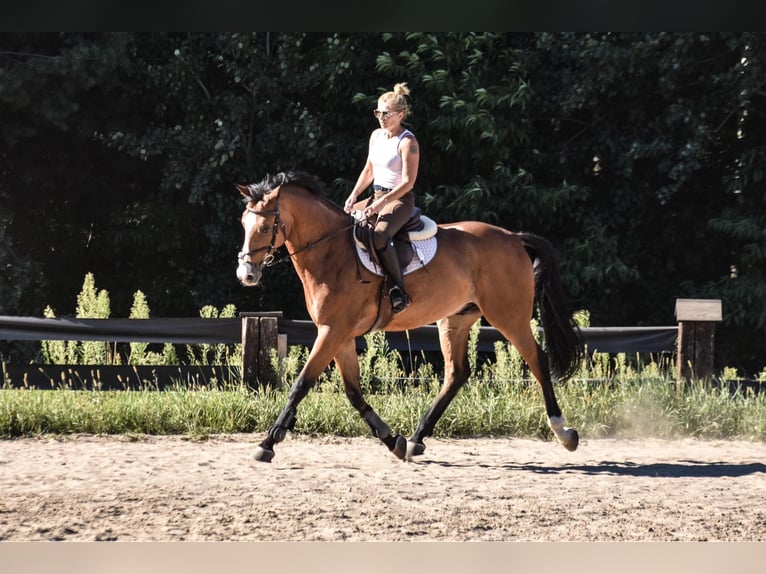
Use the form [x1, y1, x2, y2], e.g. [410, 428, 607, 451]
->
[240, 170, 330, 204]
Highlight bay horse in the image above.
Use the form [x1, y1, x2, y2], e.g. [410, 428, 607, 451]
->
[236, 171, 583, 463]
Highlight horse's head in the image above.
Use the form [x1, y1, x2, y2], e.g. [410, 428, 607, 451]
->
[235, 170, 343, 286]
[235, 177, 286, 287]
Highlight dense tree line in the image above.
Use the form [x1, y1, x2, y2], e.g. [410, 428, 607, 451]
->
[1, 33, 764, 373]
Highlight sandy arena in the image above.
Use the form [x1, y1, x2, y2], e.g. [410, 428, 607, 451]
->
[0, 434, 764, 541]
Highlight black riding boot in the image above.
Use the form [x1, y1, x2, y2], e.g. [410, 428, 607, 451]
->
[377, 242, 410, 313]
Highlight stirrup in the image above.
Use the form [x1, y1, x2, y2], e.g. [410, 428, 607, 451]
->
[389, 286, 409, 313]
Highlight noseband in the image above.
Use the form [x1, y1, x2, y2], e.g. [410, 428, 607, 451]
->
[237, 202, 284, 268]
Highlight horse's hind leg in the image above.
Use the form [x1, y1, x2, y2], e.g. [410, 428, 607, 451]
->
[489, 318, 578, 451]
[527, 341, 578, 451]
[407, 307, 481, 460]
[334, 339, 408, 460]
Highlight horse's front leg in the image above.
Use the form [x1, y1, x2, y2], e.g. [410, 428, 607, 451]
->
[334, 339, 407, 460]
[252, 326, 338, 463]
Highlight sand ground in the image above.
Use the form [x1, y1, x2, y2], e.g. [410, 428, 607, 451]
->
[1, 434, 764, 541]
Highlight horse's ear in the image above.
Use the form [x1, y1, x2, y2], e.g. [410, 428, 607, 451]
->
[235, 184, 250, 198]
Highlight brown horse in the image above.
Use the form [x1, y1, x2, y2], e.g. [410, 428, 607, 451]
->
[236, 171, 583, 463]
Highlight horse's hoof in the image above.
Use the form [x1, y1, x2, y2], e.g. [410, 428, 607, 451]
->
[562, 429, 579, 452]
[251, 446, 275, 463]
[405, 441, 426, 461]
[390, 434, 408, 461]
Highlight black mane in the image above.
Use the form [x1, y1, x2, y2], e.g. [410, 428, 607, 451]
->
[240, 170, 328, 204]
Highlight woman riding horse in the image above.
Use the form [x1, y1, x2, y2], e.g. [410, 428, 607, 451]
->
[343, 82, 420, 314]
[237, 171, 583, 463]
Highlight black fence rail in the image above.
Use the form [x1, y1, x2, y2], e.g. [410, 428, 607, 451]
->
[0, 315, 678, 352]
[1, 313, 680, 390]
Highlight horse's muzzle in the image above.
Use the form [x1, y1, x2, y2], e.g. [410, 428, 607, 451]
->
[236, 262, 261, 286]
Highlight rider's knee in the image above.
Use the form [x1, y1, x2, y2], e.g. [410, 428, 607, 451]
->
[372, 230, 391, 251]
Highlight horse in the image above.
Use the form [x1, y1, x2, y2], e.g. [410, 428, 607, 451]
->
[236, 170, 584, 463]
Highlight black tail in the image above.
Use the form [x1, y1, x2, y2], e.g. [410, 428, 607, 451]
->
[520, 233, 584, 381]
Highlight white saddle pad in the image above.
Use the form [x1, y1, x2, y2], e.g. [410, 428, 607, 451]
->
[355, 236, 438, 276]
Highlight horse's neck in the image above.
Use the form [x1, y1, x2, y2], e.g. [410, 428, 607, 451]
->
[282, 191, 353, 298]
[283, 190, 350, 255]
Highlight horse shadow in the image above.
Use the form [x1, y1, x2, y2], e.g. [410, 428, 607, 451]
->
[423, 460, 766, 478]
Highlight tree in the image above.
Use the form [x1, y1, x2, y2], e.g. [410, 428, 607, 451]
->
[360, 32, 765, 373]
[1, 32, 764, 372]
[694, 33, 766, 372]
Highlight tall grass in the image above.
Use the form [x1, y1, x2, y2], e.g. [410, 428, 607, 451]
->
[5, 306, 766, 441]
[3, 375, 765, 441]
[40, 273, 243, 369]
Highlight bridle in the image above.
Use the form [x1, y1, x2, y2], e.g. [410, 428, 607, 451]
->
[237, 202, 284, 269]
[237, 198, 356, 270]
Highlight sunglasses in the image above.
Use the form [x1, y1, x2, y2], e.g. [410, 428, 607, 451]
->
[373, 109, 399, 119]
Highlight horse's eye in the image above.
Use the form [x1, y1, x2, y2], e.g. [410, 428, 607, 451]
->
[260, 226, 271, 234]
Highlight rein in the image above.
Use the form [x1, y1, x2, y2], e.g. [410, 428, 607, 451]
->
[238, 201, 356, 268]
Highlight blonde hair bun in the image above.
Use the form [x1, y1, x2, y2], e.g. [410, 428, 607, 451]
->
[393, 82, 411, 97]
[380, 82, 412, 118]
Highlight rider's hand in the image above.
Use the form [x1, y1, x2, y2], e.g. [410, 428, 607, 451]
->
[364, 198, 384, 217]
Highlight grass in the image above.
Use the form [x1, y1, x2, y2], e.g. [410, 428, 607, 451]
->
[3, 323, 765, 441]
[2, 376, 765, 441]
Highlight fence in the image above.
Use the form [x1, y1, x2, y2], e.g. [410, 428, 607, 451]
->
[1, 300, 720, 390]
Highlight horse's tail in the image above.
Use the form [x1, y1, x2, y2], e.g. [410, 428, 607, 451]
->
[519, 233, 584, 381]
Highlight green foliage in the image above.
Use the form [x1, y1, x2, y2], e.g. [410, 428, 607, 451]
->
[76, 272, 111, 318]
[0, 201, 43, 324]
[356, 331, 406, 393]
[41, 273, 113, 365]
[40, 273, 242, 369]
[271, 344, 309, 389]
[3, 33, 766, 373]
[128, 290, 150, 365]
[8, 297, 766, 440]
[185, 304, 241, 367]
[77, 273, 112, 364]
[2, 374, 764, 440]
[467, 319, 480, 376]
[480, 340, 528, 383]
[40, 306, 70, 365]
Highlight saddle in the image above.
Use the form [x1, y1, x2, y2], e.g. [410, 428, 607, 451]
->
[349, 199, 439, 333]
[350, 200, 438, 273]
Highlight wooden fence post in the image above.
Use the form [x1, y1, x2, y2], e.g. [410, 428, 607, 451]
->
[240, 312, 283, 389]
[675, 299, 722, 381]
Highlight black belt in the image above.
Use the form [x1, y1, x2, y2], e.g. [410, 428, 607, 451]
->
[373, 185, 392, 192]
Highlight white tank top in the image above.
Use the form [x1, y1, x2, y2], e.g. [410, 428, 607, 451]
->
[370, 128, 414, 189]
